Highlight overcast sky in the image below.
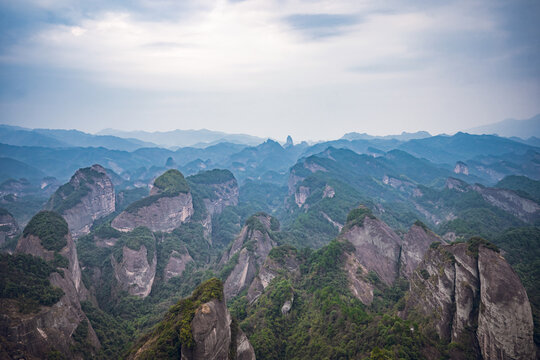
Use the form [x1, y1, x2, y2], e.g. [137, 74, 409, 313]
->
[0, 0, 539, 141]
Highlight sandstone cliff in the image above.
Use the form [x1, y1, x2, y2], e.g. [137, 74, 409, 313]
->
[110, 227, 157, 298]
[221, 213, 277, 300]
[405, 239, 535, 359]
[129, 278, 255, 360]
[1, 211, 100, 359]
[339, 208, 441, 305]
[46, 164, 115, 237]
[445, 177, 540, 223]
[112, 169, 193, 233]
[187, 169, 239, 239]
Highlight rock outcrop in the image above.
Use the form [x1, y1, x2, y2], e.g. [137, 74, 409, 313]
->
[1, 211, 100, 359]
[112, 169, 193, 233]
[112, 244, 157, 298]
[247, 245, 300, 304]
[400, 222, 444, 278]
[110, 227, 157, 298]
[222, 213, 277, 300]
[405, 239, 535, 360]
[129, 278, 255, 360]
[46, 164, 115, 237]
[445, 177, 540, 223]
[339, 208, 440, 305]
[454, 161, 469, 175]
[188, 169, 239, 239]
[0, 208, 19, 247]
[164, 249, 193, 282]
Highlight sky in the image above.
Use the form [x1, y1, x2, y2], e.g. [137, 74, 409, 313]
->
[0, 0, 539, 141]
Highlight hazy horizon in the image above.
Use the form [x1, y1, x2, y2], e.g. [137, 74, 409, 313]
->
[1, 0, 539, 140]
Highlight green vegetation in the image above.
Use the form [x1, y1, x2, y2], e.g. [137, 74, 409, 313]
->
[466, 236, 499, 258]
[233, 239, 435, 359]
[345, 205, 376, 230]
[124, 170, 190, 214]
[23, 211, 68, 252]
[0, 253, 64, 313]
[153, 169, 190, 194]
[129, 278, 223, 358]
[188, 169, 235, 185]
[115, 227, 155, 263]
[81, 301, 135, 358]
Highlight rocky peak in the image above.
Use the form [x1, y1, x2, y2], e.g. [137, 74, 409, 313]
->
[3, 211, 100, 359]
[112, 169, 193, 233]
[128, 278, 255, 360]
[222, 213, 278, 300]
[0, 208, 19, 248]
[339, 207, 402, 286]
[46, 164, 115, 237]
[405, 238, 535, 359]
[400, 221, 445, 278]
[285, 135, 293, 148]
[454, 161, 469, 175]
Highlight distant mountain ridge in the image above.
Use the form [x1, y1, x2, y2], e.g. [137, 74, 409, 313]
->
[467, 113, 540, 138]
[97, 128, 265, 148]
[0, 125, 156, 151]
[341, 130, 431, 141]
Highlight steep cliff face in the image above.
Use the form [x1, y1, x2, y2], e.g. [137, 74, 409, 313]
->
[405, 239, 535, 360]
[338, 208, 441, 305]
[247, 246, 300, 304]
[339, 210, 402, 286]
[46, 164, 115, 237]
[112, 169, 194, 233]
[187, 170, 239, 239]
[108, 227, 157, 298]
[0, 208, 19, 247]
[400, 222, 445, 278]
[1, 211, 100, 359]
[112, 244, 157, 298]
[222, 213, 277, 300]
[129, 278, 255, 360]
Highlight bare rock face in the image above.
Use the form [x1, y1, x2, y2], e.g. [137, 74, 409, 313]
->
[472, 184, 540, 223]
[222, 214, 277, 300]
[195, 173, 239, 239]
[340, 216, 402, 286]
[445, 177, 540, 223]
[130, 278, 255, 360]
[294, 186, 310, 208]
[164, 250, 194, 282]
[2, 212, 100, 359]
[112, 243, 157, 298]
[400, 223, 445, 278]
[454, 161, 469, 175]
[246, 246, 300, 304]
[477, 246, 536, 359]
[113, 169, 194, 233]
[112, 192, 193, 232]
[46, 164, 115, 238]
[405, 241, 535, 359]
[0, 208, 19, 247]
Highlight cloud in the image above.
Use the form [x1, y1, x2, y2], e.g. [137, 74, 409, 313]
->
[0, 0, 539, 138]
